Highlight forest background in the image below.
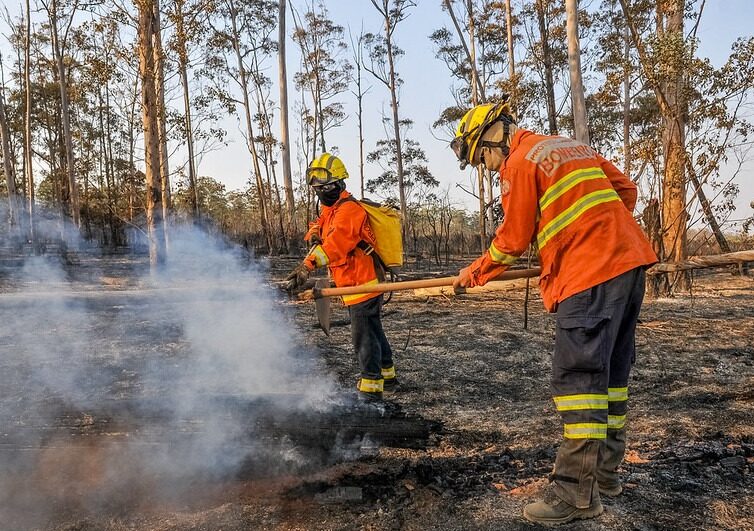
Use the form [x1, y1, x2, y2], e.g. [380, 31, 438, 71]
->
[0, 0, 752, 295]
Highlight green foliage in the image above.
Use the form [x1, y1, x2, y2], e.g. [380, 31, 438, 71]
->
[366, 138, 438, 204]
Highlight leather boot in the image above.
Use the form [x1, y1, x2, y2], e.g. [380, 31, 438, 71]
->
[524, 440, 604, 526]
[597, 428, 626, 496]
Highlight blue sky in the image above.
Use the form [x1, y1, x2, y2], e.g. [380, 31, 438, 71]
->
[2, 0, 753, 224]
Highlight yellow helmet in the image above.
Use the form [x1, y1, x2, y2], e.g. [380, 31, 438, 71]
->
[306, 153, 349, 186]
[451, 101, 515, 169]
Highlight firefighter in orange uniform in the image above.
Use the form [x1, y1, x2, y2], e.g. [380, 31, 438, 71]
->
[451, 101, 658, 526]
[285, 154, 396, 401]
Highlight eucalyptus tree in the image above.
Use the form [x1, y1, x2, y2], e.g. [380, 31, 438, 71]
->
[565, 0, 589, 143]
[167, 0, 203, 219]
[25, 0, 35, 240]
[136, 0, 166, 266]
[364, 0, 416, 238]
[39, 0, 82, 228]
[618, 0, 689, 290]
[349, 26, 371, 199]
[203, 0, 277, 252]
[366, 125, 438, 251]
[0, 55, 20, 235]
[277, 0, 295, 234]
[291, 0, 351, 156]
[152, 0, 171, 233]
[432, 0, 509, 247]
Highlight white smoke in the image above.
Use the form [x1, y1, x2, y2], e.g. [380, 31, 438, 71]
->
[0, 219, 338, 528]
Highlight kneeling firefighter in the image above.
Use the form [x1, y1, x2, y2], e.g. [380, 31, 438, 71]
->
[450, 100, 658, 525]
[285, 153, 397, 401]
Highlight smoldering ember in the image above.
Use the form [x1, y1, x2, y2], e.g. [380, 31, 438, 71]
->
[1, 1, 754, 530]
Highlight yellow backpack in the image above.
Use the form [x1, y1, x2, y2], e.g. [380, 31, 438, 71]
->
[345, 197, 404, 271]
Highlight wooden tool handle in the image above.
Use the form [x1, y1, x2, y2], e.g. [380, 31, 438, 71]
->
[309, 267, 542, 299]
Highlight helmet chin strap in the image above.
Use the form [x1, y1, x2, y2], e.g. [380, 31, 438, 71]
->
[479, 120, 514, 159]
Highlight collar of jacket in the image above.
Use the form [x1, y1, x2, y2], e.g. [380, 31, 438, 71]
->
[499, 128, 528, 173]
[320, 189, 352, 212]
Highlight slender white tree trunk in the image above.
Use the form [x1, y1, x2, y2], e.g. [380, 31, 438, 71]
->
[0, 73, 19, 234]
[278, 0, 296, 238]
[137, 0, 166, 268]
[566, 0, 589, 144]
[152, 0, 171, 248]
[24, 0, 34, 243]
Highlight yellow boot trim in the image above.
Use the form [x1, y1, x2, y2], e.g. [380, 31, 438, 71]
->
[381, 366, 396, 379]
[553, 393, 608, 411]
[608, 415, 626, 430]
[608, 387, 628, 402]
[358, 378, 384, 393]
[564, 422, 607, 439]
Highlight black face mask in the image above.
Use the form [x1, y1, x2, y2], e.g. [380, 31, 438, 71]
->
[315, 184, 342, 206]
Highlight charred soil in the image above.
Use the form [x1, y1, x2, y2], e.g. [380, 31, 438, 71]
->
[1, 255, 753, 530]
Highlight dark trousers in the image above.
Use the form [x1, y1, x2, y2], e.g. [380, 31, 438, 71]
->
[550, 267, 645, 507]
[348, 295, 394, 380]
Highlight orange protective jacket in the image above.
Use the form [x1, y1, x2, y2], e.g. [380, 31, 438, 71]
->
[466, 130, 658, 312]
[304, 190, 381, 306]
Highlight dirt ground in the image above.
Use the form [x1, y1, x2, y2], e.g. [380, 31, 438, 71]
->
[1, 254, 753, 531]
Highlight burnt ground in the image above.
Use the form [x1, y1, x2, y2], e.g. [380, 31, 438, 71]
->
[1, 253, 753, 531]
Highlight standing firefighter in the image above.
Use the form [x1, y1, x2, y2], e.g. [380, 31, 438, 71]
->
[285, 153, 397, 401]
[451, 101, 658, 526]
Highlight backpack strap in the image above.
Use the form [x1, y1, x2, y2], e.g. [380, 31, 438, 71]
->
[339, 196, 388, 281]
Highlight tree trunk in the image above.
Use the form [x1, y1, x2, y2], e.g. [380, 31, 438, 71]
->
[96, 84, 114, 246]
[254, 72, 287, 252]
[468, 0, 485, 252]
[175, 0, 200, 219]
[536, 0, 558, 135]
[353, 35, 366, 199]
[641, 197, 667, 296]
[24, 0, 34, 244]
[104, 75, 119, 246]
[277, 0, 296, 237]
[382, 3, 407, 240]
[505, 0, 515, 107]
[128, 77, 138, 223]
[0, 75, 19, 235]
[49, 0, 80, 229]
[228, 0, 273, 253]
[444, 0, 485, 100]
[658, 0, 689, 290]
[152, 0, 171, 248]
[137, 0, 166, 268]
[565, 0, 589, 144]
[686, 162, 730, 254]
[623, 24, 631, 177]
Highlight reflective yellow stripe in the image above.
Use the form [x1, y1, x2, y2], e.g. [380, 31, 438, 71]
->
[488, 243, 518, 265]
[608, 387, 628, 401]
[382, 366, 396, 379]
[358, 378, 384, 393]
[537, 188, 621, 249]
[539, 167, 607, 211]
[608, 415, 626, 429]
[341, 278, 380, 304]
[553, 393, 609, 411]
[564, 423, 607, 439]
[308, 245, 329, 268]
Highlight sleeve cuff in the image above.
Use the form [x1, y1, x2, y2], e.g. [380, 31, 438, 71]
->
[305, 245, 329, 268]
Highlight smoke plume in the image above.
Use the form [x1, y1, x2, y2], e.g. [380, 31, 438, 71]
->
[0, 221, 337, 528]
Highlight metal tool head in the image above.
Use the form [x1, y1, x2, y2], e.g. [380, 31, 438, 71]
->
[314, 278, 332, 335]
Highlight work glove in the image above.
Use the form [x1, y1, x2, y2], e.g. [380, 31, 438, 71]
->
[453, 266, 472, 293]
[304, 223, 322, 245]
[285, 263, 311, 292]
